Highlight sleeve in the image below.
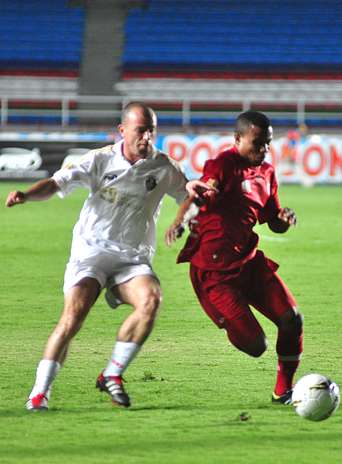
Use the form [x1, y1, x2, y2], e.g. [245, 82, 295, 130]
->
[165, 158, 188, 205]
[52, 151, 97, 198]
[201, 155, 233, 190]
[201, 159, 222, 184]
[258, 169, 281, 224]
[199, 155, 234, 207]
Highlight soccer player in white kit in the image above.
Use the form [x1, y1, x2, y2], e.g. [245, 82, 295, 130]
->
[6, 102, 205, 410]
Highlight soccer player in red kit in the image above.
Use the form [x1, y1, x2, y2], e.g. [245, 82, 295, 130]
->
[165, 111, 303, 404]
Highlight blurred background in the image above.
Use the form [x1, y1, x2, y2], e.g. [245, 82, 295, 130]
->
[0, 0, 342, 183]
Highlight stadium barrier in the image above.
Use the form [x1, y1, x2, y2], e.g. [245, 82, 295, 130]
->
[1, 132, 341, 185]
[160, 134, 342, 184]
[1, 92, 342, 128]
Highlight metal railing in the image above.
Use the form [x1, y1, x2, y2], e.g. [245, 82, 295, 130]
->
[1, 93, 341, 128]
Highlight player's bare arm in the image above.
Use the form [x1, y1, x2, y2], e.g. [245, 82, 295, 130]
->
[268, 207, 297, 233]
[165, 178, 219, 246]
[165, 196, 195, 246]
[6, 178, 60, 207]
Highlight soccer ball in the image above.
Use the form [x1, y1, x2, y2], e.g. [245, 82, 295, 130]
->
[292, 373, 340, 421]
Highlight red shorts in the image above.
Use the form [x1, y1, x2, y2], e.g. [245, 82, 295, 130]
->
[190, 250, 297, 343]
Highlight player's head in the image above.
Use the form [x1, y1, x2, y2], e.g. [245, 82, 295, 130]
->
[118, 102, 157, 161]
[234, 111, 273, 166]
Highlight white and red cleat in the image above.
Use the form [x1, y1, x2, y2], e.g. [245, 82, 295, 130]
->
[96, 373, 131, 408]
[26, 393, 49, 411]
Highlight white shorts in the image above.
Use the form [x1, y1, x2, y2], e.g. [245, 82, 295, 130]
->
[63, 241, 157, 309]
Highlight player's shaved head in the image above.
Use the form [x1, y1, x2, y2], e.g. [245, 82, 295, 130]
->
[118, 102, 157, 163]
[121, 102, 156, 125]
[235, 111, 271, 135]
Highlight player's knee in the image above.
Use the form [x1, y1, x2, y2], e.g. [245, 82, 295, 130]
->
[247, 336, 268, 358]
[279, 309, 303, 335]
[136, 289, 162, 321]
[229, 332, 267, 358]
[58, 304, 88, 338]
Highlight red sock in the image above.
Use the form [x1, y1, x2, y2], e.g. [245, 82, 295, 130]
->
[275, 316, 303, 395]
[275, 359, 300, 395]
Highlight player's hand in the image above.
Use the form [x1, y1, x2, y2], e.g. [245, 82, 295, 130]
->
[186, 180, 218, 199]
[277, 207, 297, 226]
[5, 191, 26, 207]
[165, 223, 185, 247]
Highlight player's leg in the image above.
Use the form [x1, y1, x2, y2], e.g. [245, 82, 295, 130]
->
[190, 265, 268, 358]
[273, 306, 303, 402]
[247, 260, 303, 402]
[97, 274, 162, 407]
[27, 277, 100, 411]
[224, 312, 267, 358]
[44, 277, 100, 359]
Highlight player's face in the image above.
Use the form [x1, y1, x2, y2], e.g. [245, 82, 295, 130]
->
[235, 124, 273, 166]
[119, 108, 157, 162]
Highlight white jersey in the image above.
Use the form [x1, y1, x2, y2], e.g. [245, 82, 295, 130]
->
[53, 140, 187, 264]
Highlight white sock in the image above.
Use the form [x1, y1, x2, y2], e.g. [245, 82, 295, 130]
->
[103, 341, 141, 377]
[29, 359, 61, 399]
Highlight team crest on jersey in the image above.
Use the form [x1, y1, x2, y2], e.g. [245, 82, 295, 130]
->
[145, 175, 157, 191]
[100, 187, 117, 203]
[241, 179, 252, 193]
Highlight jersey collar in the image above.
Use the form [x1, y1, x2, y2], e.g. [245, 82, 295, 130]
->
[118, 140, 157, 165]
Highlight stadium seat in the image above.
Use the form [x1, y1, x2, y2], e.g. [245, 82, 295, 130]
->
[122, 0, 342, 72]
[0, 0, 84, 71]
[116, 0, 342, 127]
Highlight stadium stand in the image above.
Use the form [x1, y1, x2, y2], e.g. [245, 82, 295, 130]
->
[115, 0, 342, 127]
[0, 0, 84, 72]
[0, 0, 342, 128]
[0, 0, 84, 124]
[122, 0, 342, 73]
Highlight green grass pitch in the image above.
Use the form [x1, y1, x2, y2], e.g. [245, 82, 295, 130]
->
[1, 183, 342, 464]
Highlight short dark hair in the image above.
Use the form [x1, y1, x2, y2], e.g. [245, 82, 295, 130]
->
[121, 101, 156, 124]
[235, 111, 271, 135]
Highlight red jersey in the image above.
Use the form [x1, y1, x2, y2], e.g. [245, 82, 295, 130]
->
[178, 146, 281, 270]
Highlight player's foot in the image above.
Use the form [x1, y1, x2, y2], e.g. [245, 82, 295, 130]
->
[272, 390, 293, 405]
[26, 393, 48, 411]
[96, 373, 131, 408]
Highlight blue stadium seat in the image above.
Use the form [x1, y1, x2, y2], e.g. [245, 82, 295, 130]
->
[123, 0, 342, 70]
[0, 0, 84, 70]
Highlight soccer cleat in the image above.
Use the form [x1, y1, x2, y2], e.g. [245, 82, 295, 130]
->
[272, 390, 293, 405]
[26, 393, 49, 411]
[96, 373, 131, 408]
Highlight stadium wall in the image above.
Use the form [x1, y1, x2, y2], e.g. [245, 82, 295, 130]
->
[1, 132, 342, 185]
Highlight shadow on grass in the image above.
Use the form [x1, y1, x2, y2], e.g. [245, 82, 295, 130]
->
[0, 403, 202, 418]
